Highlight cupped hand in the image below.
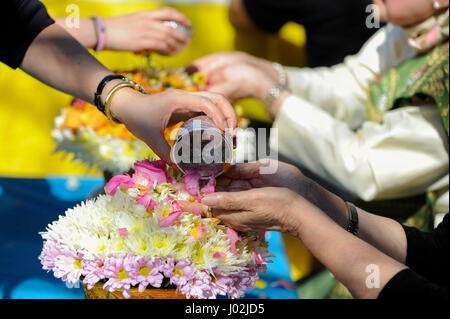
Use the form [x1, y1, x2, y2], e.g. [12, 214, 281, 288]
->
[111, 88, 237, 165]
[216, 159, 311, 195]
[201, 187, 315, 237]
[104, 8, 191, 55]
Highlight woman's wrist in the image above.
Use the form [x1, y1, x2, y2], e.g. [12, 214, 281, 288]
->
[286, 193, 330, 238]
[255, 58, 282, 83]
[108, 85, 145, 122]
[307, 181, 349, 229]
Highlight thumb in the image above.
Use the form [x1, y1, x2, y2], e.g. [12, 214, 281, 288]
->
[202, 191, 249, 211]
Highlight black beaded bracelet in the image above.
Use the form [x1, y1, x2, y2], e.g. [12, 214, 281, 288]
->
[94, 74, 127, 114]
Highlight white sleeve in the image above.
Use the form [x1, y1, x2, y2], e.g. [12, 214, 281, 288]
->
[270, 95, 449, 202]
[284, 25, 416, 130]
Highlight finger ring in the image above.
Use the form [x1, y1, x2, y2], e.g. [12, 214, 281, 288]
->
[163, 20, 192, 38]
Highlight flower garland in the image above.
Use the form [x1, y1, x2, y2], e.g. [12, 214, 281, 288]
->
[39, 160, 273, 299]
[52, 68, 207, 175]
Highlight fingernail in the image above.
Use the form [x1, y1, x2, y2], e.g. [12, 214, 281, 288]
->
[202, 194, 218, 207]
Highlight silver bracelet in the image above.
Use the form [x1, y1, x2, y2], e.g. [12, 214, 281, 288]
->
[272, 62, 287, 88]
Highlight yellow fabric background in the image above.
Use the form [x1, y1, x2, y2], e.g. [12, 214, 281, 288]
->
[0, 0, 312, 283]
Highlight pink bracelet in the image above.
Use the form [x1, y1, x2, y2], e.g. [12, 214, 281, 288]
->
[92, 15, 106, 52]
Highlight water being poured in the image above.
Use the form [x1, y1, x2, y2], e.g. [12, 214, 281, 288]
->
[170, 116, 233, 179]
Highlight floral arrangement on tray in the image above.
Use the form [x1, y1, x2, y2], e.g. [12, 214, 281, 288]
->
[51, 67, 207, 175]
[39, 159, 272, 299]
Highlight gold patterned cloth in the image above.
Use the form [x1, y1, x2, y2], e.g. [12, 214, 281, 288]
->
[367, 41, 449, 135]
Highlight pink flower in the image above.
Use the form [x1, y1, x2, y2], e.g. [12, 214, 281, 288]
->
[213, 252, 226, 259]
[192, 209, 205, 217]
[226, 268, 259, 299]
[184, 172, 200, 196]
[179, 270, 215, 299]
[134, 258, 164, 292]
[72, 98, 86, 107]
[82, 259, 105, 289]
[119, 228, 127, 237]
[103, 254, 139, 298]
[170, 259, 195, 287]
[187, 224, 207, 242]
[171, 200, 182, 212]
[159, 211, 183, 228]
[209, 270, 234, 298]
[39, 240, 62, 271]
[160, 257, 175, 278]
[253, 252, 270, 264]
[104, 175, 135, 196]
[136, 193, 157, 211]
[133, 160, 169, 186]
[226, 228, 242, 256]
[200, 175, 215, 194]
[52, 249, 83, 285]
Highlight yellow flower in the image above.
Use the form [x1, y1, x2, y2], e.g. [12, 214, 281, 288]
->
[192, 72, 207, 86]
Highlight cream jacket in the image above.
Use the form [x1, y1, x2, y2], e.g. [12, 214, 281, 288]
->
[270, 24, 449, 224]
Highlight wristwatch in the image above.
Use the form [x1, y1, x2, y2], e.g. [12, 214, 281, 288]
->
[345, 202, 359, 235]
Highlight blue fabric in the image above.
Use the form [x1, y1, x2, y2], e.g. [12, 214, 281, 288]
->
[0, 177, 297, 299]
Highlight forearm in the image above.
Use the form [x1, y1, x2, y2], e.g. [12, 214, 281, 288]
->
[20, 23, 112, 104]
[308, 180, 408, 264]
[54, 17, 97, 49]
[290, 198, 407, 298]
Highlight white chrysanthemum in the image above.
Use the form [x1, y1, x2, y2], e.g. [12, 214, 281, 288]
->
[40, 178, 272, 274]
[52, 117, 155, 175]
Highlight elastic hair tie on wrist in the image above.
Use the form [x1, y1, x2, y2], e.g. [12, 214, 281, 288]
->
[91, 15, 106, 52]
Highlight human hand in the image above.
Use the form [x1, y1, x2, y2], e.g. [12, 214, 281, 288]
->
[104, 8, 191, 55]
[202, 63, 278, 103]
[193, 60, 290, 117]
[216, 159, 343, 219]
[201, 187, 318, 237]
[216, 159, 310, 195]
[110, 88, 237, 165]
[192, 51, 259, 78]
